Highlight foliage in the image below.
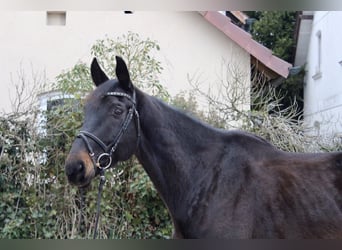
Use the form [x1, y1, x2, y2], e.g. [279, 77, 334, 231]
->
[276, 66, 305, 116]
[250, 11, 297, 62]
[171, 91, 227, 129]
[91, 32, 169, 101]
[53, 63, 94, 99]
[245, 11, 304, 113]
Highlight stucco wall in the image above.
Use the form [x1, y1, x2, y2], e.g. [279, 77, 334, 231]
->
[304, 11, 342, 137]
[0, 11, 250, 113]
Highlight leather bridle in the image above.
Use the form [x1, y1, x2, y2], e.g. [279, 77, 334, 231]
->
[77, 88, 140, 239]
[77, 89, 140, 171]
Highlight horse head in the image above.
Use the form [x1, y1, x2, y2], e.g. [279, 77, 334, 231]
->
[65, 56, 140, 187]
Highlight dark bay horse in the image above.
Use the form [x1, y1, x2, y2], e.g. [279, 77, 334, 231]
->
[65, 56, 342, 239]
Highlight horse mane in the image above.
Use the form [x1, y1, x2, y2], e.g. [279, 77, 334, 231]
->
[137, 89, 274, 151]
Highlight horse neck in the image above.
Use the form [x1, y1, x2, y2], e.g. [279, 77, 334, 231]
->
[134, 89, 219, 220]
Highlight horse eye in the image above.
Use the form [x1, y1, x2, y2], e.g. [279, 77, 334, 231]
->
[113, 108, 123, 116]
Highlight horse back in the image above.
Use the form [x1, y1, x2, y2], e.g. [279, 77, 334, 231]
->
[250, 150, 342, 238]
[183, 131, 342, 238]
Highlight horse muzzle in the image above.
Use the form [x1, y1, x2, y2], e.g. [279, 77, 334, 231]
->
[65, 152, 96, 187]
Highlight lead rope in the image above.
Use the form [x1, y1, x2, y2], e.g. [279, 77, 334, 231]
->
[93, 169, 106, 239]
[79, 187, 87, 237]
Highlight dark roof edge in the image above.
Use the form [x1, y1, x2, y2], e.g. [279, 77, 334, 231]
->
[200, 11, 292, 78]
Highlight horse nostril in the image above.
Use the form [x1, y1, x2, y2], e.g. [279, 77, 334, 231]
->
[66, 160, 85, 178]
[77, 161, 85, 172]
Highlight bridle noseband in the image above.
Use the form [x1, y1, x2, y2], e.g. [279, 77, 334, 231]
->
[77, 89, 140, 171]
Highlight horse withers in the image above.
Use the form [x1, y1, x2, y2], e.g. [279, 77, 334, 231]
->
[65, 56, 342, 238]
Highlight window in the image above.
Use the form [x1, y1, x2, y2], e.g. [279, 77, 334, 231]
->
[312, 30, 322, 80]
[37, 91, 76, 135]
[46, 11, 66, 26]
[37, 91, 80, 164]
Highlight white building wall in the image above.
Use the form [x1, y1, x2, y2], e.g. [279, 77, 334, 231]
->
[0, 11, 250, 113]
[304, 11, 342, 137]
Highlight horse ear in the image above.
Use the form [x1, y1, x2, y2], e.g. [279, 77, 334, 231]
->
[90, 58, 109, 86]
[115, 56, 133, 91]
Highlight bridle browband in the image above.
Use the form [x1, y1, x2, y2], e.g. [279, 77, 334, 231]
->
[76, 88, 140, 239]
[77, 89, 140, 171]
